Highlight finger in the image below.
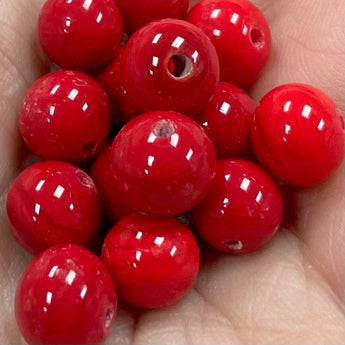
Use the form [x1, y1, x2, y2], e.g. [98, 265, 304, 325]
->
[0, 1, 49, 342]
[284, 164, 345, 304]
[0, 0, 49, 192]
[248, 0, 344, 304]
[250, 0, 344, 111]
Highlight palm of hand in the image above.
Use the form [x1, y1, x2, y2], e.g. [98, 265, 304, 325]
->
[0, 0, 344, 344]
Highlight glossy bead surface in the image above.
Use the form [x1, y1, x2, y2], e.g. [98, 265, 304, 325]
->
[252, 83, 345, 187]
[114, 0, 189, 34]
[110, 111, 217, 216]
[38, 0, 123, 71]
[15, 244, 117, 344]
[101, 214, 200, 308]
[89, 140, 134, 224]
[97, 48, 141, 125]
[196, 82, 256, 159]
[19, 70, 111, 163]
[6, 161, 102, 254]
[121, 19, 220, 117]
[186, 0, 271, 88]
[192, 159, 283, 254]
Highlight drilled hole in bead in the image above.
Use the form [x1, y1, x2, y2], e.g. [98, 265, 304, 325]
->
[223, 240, 243, 251]
[339, 115, 344, 130]
[83, 141, 97, 156]
[250, 28, 264, 47]
[76, 170, 93, 188]
[168, 55, 192, 78]
[154, 120, 174, 137]
[104, 307, 114, 330]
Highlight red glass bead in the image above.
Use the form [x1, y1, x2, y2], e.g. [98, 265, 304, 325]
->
[19, 70, 111, 164]
[101, 214, 200, 309]
[15, 244, 117, 345]
[121, 19, 220, 117]
[38, 0, 123, 71]
[97, 47, 141, 125]
[251, 83, 345, 187]
[192, 159, 283, 254]
[196, 82, 256, 159]
[110, 110, 217, 216]
[186, 0, 271, 88]
[6, 161, 102, 255]
[89, 140, 134, 224]
[114, 0, 189, 34]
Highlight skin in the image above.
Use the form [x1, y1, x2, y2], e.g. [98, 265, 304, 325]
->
[0, 0, 344, 343]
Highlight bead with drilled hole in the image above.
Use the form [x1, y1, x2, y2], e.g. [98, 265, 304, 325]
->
[186, 0, 271, 88]
[6, 161, 102, 254]
[192, 159, 283, 254]
[19, 70, 111, 164]
[15, 244, 117, 344]
[110, 110, 217, 216]
[121, 19, 220, 117]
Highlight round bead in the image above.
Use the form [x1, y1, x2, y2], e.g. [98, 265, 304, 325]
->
[114, 0, 189, 34]
[110, 110, 217, 216]
[121, 19, 220, 117]
[15, 244, 117, 345]
[6, 161, 102, 254]
[89, 140, 134, 224]
[38, 0, 123, 71]
[251, 83, 345, 187]
[192, 159, 283, 254]
[19, 70, 111, 164]
[97, 48, 141, 125]
[101, 214, 200, 309]
[196, 82, 256, 159]
[186, 0, 271, 88]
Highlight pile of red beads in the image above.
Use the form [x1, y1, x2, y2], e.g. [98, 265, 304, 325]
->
[6, 0, 344, 344]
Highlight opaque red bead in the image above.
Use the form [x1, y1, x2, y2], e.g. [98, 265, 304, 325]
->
[251, 83, 345, 187]
[97, 48, 141, 125]
[121, 19, 220, 117]
[192, 159, 283, 254]
[114, 0, 189, 34]
[101, 214, 200, 309]
[19, 70, 111, 163]
[89, 140, 134, 224]
[6, 161, 102, 255]
[196, 82, 256, 159]
[38, 0, 123, 71]
[110, 110, 217, 216]
[15, 244, 117, 345]
[186, 0, 271, 88]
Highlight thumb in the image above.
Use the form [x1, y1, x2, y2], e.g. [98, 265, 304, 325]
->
[0, 0, 49, 191]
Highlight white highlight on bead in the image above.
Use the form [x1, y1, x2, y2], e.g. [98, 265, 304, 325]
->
[152, 33, 162, 44]
[53, 185, 65, 199]
[186, 149, 193, 161]
[230, 13, 239, 25]
[171, 36, 185, 49]
[301, 104, 312, 119]
[65, 270, 76, 286]
[170, 246, 177, 256]
[240, 177, 251, 191]
[154, 237, 165, 246]
[220, 102, 231, 115]
[67, 88, 79, 101]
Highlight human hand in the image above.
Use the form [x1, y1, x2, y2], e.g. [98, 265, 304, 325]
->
[0, 0, 344, 344]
